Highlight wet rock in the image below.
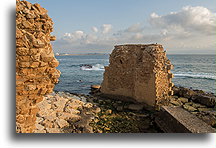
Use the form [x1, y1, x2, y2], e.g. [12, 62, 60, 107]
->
[91, 85, 101, 90]
[183, 104, 197, 112]
[191, 94, 215, 107]
[198, 108, 213, 112]
[191, 103, 206, 109]
[172, 86, 180, 96]
[178, 97, 188, 103]
[178, 87, 197, 99]
[170, 100, 182, 106]
[90, 85, 101, 94]
[185, 102, 193, 106]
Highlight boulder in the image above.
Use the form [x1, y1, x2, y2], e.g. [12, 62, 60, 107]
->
[90, 85, 101, 94]
[191, 103, 206, 109]
[178, 97, 188, 104]
[191, 95, 215, 107]
[183, 104, 197, 112]
[170, 100, 182, 106]
[91, 85, 101, 90]
[172, 86, 180, 96]
[178, 87, 196, 99]
[198, 108, 213, 112]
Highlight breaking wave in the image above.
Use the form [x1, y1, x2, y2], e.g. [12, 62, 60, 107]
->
[174, 72, 216, 80]
[80, 64, 104, 71]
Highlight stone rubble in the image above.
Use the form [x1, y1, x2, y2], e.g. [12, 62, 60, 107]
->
[169, 86, 216, 127]
[16, 0, 60, 133]
[34, 92, 101, 133]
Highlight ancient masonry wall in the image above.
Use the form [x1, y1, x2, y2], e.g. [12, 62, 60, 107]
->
[101, 44, 174, 107]
[16, 0, 60, 133]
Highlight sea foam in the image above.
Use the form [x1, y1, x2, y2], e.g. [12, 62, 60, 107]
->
[174, 72, 216, 80]
[80, 64, 105, 71]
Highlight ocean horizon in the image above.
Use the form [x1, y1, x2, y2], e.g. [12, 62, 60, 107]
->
[54, 54, 216, 95]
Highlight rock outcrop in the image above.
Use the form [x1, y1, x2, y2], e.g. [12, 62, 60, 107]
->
[101, 44, 173, 107]
[16, 0, 60, 133]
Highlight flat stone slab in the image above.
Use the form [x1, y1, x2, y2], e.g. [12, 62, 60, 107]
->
[155, 106, 215, 133]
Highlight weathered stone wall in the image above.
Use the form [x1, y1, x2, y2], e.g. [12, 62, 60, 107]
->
[101, 44, 173, 107]
[16, 0, 60, 133]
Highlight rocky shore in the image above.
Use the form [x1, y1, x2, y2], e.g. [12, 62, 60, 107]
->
[34, 86, 215, 133]
[170, 86, 216, 128]
[34, 91, 162, 133]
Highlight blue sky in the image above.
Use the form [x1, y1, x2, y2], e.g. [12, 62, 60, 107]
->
[28, 0, 216, 54]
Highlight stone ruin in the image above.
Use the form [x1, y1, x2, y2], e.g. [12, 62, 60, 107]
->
[16, 0, 60, 133]
[101, 44, 174, 107]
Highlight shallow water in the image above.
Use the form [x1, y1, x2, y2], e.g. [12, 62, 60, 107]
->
[54, 54, 215, 94]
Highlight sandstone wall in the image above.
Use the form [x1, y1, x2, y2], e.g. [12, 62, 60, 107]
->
[101, 44, 173, 107]
[16, 0, 60, 133]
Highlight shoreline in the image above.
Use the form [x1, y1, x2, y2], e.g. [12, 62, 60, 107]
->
[33, 86, 216, 133]
[54, 53, 216, 56]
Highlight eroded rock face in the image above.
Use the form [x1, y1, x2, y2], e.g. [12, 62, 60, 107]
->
[101, 44, 173, 107]
[16, 0, 60, 133]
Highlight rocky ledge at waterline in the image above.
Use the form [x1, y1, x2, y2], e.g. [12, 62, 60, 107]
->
[35, 91, 162, 133]
[34, 86, 215, 133]
[170, 86, 216, 127]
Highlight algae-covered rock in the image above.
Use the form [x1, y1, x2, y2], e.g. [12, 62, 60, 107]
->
[183, 104, 197, 112]
[178, 97, 188, 103]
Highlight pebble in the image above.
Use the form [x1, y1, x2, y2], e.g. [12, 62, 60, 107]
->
[105, 109, 112, 115]
[116, 106, 123, 111]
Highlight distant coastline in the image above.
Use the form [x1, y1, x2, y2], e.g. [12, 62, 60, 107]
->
[55, 53, 216, 56]
[55, 53, 110, 56]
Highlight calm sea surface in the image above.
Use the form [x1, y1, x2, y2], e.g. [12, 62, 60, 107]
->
[54, 54, 215, 94]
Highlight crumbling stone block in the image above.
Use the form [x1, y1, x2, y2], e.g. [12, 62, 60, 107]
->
[101, 44, 173, 107]
[16, 0, 60, 133]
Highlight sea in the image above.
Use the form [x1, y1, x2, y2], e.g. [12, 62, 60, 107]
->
[54, 54, 216, 95]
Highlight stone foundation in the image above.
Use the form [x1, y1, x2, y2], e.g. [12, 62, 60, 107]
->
[16, 0, 60, 133]
[101, 44, 173, 107]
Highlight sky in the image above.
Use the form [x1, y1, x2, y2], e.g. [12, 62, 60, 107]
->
[28, 0, 216, 54]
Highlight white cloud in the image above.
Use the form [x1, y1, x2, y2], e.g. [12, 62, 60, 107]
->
[91, 26, 98, 33]
[63, 30, 85, 41]
[54, 6, 216, 54]
[125, 23, 143, 33]
[150, 6, 216, 35]
[101, 24, 112, 34]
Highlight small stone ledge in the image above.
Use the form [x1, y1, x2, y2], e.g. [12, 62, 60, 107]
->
[155, 106, 215, 133]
